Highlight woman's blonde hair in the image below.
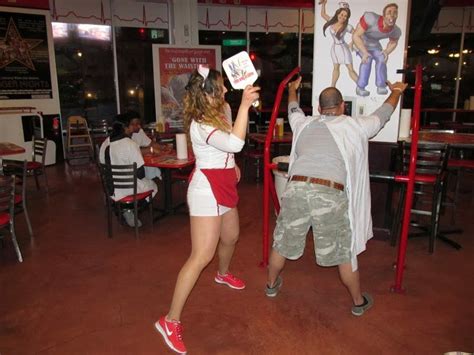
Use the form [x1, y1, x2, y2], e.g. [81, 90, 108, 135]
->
[183, 68, 231, 133]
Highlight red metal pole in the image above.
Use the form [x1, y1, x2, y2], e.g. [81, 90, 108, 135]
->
[391, 64, 423, 292]
[261, 67, 300, 266]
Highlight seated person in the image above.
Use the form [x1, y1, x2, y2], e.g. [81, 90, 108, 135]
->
[122, 111, 162, 180]
[99, 114, 158, 228]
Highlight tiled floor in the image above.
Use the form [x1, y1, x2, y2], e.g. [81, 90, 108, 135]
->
[1, 163, 473, 354]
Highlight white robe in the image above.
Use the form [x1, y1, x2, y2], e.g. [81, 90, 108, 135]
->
[288, 102, 384, 271]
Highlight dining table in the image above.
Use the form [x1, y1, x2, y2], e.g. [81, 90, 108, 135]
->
[248, 132, 293, 157]
[248, 132, 293, 145]
[416, 131, 474, 148]
[0, 142, 25, 156]
[143, 149, 195, 216]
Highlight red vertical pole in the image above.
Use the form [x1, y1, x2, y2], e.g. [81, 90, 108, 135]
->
[261, 67, 300, 267]
[391, 64, 423, 292]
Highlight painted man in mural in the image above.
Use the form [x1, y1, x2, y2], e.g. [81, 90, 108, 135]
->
[352, 3, 401, 96]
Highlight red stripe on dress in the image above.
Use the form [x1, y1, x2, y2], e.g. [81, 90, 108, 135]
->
[224, 153, 230, 168]
[206, 129, 219, 144]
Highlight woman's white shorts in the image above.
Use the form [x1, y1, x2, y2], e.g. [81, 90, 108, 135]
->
[187, 169, 232, 216]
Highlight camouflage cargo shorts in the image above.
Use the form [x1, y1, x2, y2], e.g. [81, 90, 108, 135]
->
[273, 180, 351, 267]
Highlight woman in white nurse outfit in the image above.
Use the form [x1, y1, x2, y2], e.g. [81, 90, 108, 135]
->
[320, 0, 358, 86]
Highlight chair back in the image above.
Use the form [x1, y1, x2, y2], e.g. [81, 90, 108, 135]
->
[399, 142, 450, 177]
[1, 160, 27, 200]
[91, 119, 110, 138]
[0, 176, 15, 217]
[99, 162, 138, 200]
[32, 137, 47, 164]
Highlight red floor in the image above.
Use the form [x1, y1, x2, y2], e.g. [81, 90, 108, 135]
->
[1, 163, 473, 354]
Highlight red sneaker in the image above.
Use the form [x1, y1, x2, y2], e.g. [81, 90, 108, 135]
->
[214, 272, 246, 290]
[155, 316, 187, 354]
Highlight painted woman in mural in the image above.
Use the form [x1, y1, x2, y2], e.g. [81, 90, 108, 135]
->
[320, 0, 358, 87]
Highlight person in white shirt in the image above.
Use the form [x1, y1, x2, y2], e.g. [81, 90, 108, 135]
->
[118, 111, 162, 181]
[99, 115, 158, 228]
[154, 65, 259, 354]
[265, 76, 407, 317]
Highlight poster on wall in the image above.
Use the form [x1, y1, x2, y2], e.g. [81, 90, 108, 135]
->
[0, 11, 52, 100]
[152, 45, 221, 129]
[312, 1, 409, 142]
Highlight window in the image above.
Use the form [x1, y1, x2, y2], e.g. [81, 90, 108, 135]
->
[405, 33, 462, 109]
[459, 34, 473, 109]
[300, 33, 314, 109]
[52, 22, 116, 126]
[115, 27, 169, 123]
[249, 32, 299, 114]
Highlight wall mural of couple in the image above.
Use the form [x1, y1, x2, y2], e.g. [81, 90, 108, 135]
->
[319, 0, 401, 97]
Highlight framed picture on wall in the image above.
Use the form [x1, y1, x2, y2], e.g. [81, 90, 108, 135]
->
[152, 44, 221, 129]
[0, 11, 53, 100]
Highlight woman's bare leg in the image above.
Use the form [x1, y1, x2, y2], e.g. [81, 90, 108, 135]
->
[217, 208, 239, 274]
[332, 64, 341, 87]
[346, 64, 359, 83]
[167, 215, 222, 321]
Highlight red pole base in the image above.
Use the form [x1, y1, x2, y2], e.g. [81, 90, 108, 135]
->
[392, 262, 407, 270]
[259, 261, 268, 268]
[390, 285, 406, 294]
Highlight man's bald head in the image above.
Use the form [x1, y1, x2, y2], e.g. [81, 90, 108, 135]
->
[319, 87, 343, 111]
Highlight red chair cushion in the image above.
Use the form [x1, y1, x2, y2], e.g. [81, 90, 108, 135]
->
[118, 190, 153, 203]
[14, 194, 22, 204]
[0, 212, 10, 226]
[27, 161, 42, 170]
[448, 159, 474, 169]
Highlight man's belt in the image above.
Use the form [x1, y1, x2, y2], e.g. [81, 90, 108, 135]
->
[290, 175, 344, 191]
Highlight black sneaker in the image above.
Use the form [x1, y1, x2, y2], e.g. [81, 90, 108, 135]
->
[265, 276, 283, 298]
[351, 292, 373, 316]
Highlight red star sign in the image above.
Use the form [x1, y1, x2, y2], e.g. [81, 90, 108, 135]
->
[0, 18, 43, 70]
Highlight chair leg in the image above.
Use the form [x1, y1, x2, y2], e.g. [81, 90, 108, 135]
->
[134, 201, 139, 239]
[430, 183, 444, 254]
[107, 200, 113, 238]
[10, 223, 23, 263]
[22, 202, 34, 238]
[391, 185, 405, 246]
[34, 171, 40, 190]
[149, 198, 154, 231]
[255, 158, 261, 182]
[42, 167, 49, 193]
[242, 156, 248, 180]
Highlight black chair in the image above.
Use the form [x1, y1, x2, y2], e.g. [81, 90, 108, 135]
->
[241, 120, 264, 181]
[2, 159, 33, 238]
[392, 142, 450, 253]
[27, 136, 48, 192]
[0, 176, 23, 262]
[99, 163, 154, 239]
[90, 119, 110, 158]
